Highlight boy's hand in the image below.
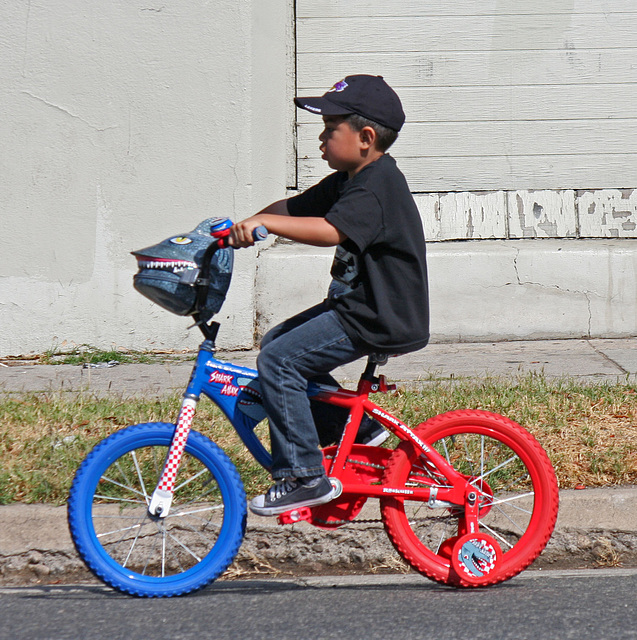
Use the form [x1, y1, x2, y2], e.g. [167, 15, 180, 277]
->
[229, 217, 266, 247]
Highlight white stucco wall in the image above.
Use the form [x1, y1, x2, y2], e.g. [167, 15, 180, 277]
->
[255, 239, 637, 344]
[0, 1, 292, 356]
[2, 1, 637, 357]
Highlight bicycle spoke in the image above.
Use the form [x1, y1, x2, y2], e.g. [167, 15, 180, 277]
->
[114, 460, 134, 490]
[166, 514, 220, 534]
[161, 527, 167, 577]
[93, 514, 147, 519]
[489, 491, 534, 510]
[164, 528, 203, 563]
[173, 468, 209, 493]
[172, 516, 220, 547]
[99, 474, 147, 500]
[166, 504, 223, 519]
[96, 522, 144, 539]
[472, 454, 520, 485]
[152, 446, 164, 479]
[478, 520, 517, 550]
[177, 484, 221, 509]
[93, 494, 147, 505]
[164, 534, 188, 575]
[142, 524, 163, 576]
[130, 450, 151, 504]
[102, 512, 150, 561]
[122, 521, 146, 568]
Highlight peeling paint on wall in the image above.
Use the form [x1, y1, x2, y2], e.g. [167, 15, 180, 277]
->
[508, 190, 577, 239]
[578, 189, 637, 238]
[416, 191, 506, 241]
[415, 188, 637, 242]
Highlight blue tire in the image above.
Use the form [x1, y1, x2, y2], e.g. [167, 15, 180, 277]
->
[68, 422, 246, 597]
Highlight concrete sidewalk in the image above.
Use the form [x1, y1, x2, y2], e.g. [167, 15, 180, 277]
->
[1, 336, 636, 585]
[1, 336, 637, 396]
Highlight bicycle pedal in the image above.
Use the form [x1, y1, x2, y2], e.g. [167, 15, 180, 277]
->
[277, 506, 313, 525]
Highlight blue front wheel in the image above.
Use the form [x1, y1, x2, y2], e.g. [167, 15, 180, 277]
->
[68, 422, 247, 597]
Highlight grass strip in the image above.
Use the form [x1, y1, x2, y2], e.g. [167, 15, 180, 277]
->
[0, 372, 635, 505]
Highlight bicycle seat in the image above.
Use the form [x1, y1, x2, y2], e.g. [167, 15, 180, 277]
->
[368, 353, 398, 366]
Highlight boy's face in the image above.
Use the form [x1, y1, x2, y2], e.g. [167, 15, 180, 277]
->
[318, 116, 374, 176]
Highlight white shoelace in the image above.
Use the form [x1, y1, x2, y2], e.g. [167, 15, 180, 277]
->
[266, 478, 298, 502]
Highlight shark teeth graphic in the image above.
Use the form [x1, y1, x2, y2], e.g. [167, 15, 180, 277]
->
[236, 377, 267, 422]
[237, 383, 262, 406]
[136, 258, 197, 272]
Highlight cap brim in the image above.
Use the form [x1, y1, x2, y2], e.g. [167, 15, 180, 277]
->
[294, 96, 354, 116]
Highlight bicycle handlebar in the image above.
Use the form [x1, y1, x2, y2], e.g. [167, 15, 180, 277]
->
[212, 224, 268, 249]
[193, 223, 269, 339]
[251, 225, 268, 242]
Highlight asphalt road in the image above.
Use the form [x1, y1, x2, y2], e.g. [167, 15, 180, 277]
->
[1, 569, 635, 640]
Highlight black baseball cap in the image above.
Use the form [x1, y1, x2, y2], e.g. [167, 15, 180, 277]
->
[294, 75, 405, 132]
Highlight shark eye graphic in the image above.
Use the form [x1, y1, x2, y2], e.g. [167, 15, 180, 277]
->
[169, 236, 193, 245]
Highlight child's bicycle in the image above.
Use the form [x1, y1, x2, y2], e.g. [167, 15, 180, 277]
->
[67, 218, 559, 597]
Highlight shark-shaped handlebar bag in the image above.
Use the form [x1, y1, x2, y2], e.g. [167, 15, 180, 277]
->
[132, 217, 233, 322]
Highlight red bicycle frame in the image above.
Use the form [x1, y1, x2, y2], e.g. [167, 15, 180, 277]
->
[301, 372, 477, 527]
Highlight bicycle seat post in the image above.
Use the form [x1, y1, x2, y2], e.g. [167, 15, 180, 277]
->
[358, 354, 382, 393]
[362, 357, 379, 381]
[358, 354, 395, 394]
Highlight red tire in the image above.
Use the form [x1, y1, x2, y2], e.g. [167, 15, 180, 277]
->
[380, 410, 558, 587]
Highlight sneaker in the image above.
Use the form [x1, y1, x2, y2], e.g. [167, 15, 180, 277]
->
[355, 416, 389, 446]
[250, 475, 336, 517]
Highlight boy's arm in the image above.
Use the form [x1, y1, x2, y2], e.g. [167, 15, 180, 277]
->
[256, 199, 290, 217]
[229, 199, 346, 248]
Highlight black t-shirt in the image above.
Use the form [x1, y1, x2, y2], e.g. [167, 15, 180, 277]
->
[287, 154, 429, 353]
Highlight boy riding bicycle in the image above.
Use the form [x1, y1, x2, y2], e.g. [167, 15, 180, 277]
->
[230, 74, 430, 516]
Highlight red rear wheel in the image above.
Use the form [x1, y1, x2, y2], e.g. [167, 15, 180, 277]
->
[380, 410, 558, 587]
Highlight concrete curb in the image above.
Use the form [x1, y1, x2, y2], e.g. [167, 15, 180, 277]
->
[1, 487, 635, 586]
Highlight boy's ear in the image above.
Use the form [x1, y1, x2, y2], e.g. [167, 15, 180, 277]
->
[359, 126, 377, 149]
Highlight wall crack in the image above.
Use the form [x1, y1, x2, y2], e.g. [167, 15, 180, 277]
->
[512, 246, 594, 336]
[21, 91, 118, 132]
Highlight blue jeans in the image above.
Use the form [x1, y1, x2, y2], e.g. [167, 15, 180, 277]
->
[257, 301, 367, 479]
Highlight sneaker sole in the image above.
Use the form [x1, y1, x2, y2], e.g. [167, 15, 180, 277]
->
[249, 485, 337, 517]
[363, 431, 390, 447]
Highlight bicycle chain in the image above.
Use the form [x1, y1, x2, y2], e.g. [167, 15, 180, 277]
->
[312, 516, 384, 526]
[324, 454, 434, 478]
[324, 454, 386, 471]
